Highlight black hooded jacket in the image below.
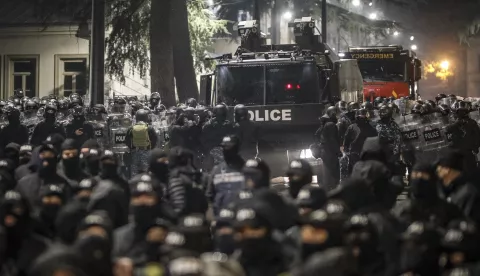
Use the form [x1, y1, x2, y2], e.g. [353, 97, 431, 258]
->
[31, 121, 66, 146]
[16, 172, 71, 210]
[15, 146, 41, 181]
[87, 180, 128, 229]
[0, 123, 29, 155]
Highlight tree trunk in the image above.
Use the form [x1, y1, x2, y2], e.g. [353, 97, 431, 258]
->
[150, 0, 175, 107]
[171, 0, 198, 103]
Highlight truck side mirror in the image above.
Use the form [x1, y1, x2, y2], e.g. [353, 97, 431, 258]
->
[200, 74, 213, 106]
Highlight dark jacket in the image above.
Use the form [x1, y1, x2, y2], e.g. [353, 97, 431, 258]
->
[0, 124, 29, 154]
[15, 146, 41, 181]
[65, 121, 95, 149]
[167, 167, 208, 217]
[438, 175, 480, 224]
[30, 121, 66, 146]
[16, 172, 72, 209]
[343, 120, 378, 154]
[87, 180, 129, 229]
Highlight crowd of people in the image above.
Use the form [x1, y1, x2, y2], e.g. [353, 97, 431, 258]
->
[1, 91, 480, 275]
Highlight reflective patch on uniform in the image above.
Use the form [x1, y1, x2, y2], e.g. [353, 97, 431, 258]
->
[213, 172, 245, 185]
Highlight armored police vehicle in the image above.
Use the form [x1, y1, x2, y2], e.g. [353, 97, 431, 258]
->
[200, 17, 363, 178]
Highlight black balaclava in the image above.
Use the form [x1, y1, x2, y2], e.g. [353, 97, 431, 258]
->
[75, 212, 113, 276]
[131, 181, 158, 232]
[300, 208, 347, 262]
[286, 159, 313, 199]
[72, 106, 86, 126]
[80, 139, 101, 176]
[4, 143, 20, 167]
[6, 107, 20, 126]
[38, 146, 58, 178]
[242, 159, 270, 190]
[296, 186, 327, 212]
[39, 185, 65, 228]
[61, 139, 81, 177]
[149, 149, 169, 182]
[214, 209, 236, 255]
[99, 151, 119, 178]
[176, 214, 213, 255]
[44, 104, 57, 124]
[221, 135, 243, 167]
[400, 221, 442, 275]
[409, 163, 439, 202]
[145, 218, 170, 262]
[344, 214, 382, 269]
[19, 144, 33, 165]
[234, 208, 274, 263]
[0, 191, 30, 258]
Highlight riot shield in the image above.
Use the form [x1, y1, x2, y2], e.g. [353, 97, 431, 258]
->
[87, 113, 109, 149]
[108, 112, 132, 177]
[398, 114, 422, 166]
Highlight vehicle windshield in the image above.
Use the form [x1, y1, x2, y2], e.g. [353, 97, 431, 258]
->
[357, 60, 406, 82]
[216, 62, 320, 106]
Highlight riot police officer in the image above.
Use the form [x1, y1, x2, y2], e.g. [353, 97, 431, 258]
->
[65, 106, 94, 149]
[341, 108, 378, 180]
[234, 104, 258, 160]
[23, 99, 39, 139]
[376, 104, 402, 163]
[446, 101, 480, 173]
[88, 104, 109, 149]
[125, 109, 157, 175]
[201, 104, 235, 168]
[31, 103, 66, 146]
[186, 98, 198, 108]
[0, 106, 29, 154]
[336, 101, 351, 144]
[314, 106, 341, 191]
[149, 92, 161, 110]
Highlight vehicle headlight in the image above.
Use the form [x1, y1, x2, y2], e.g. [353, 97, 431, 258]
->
[300, 149, 313, 159]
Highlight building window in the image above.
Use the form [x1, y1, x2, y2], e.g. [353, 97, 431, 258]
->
[55, 55, 88, 97]
[5, 56, 39, 98]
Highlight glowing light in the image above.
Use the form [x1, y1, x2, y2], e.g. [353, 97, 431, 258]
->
[410, 36, 414, 41]
[352, 0, 361, 6]
[440, 60, 450, 70]
[369, 13, 377, 20]
[369, 2, 373, 6]
[296, 84, 301, 89]
[393, 31, 399, 36]
[283, 11, 293, 20]
[339, 53, 345, 57]
[411, 44, 417, 50]
[286, 84, 292, 89]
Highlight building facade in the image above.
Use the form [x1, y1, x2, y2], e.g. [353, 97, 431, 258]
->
[0, 25, 150, 100]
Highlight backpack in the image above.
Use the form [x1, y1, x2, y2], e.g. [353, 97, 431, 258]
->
[132, 122, 151, 148]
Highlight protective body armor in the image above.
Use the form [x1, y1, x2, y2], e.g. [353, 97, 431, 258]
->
[132, 122, 150, 148]
[107, 112, 132, 159]
[22, 111, 40, 140]
[87, 114, 109, 149]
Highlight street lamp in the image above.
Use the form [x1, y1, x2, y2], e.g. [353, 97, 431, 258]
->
[411, 44, 417, 50]
[410, 36, 414, 41]
[369, 12, 377, 20]
[283, 11, 293, 20]
[369, 2, 373, 6]
[352, 0, 361, 6]
[440, 60, 450, 70]
[393, 31, 399, 36]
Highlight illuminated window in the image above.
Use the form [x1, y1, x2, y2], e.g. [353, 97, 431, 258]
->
[5, 56, 39, 98]
[55, 55, 88, 97]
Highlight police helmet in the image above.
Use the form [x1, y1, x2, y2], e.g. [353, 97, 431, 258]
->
[151, 92, 161, 100]
[425, 100, 437, 109]
[44, 103, 58, 116]
[411, 103, 425, 115]
[213, 104, 228, 120]
[72, 105, 85, 117]
[4, 106, 20, 120]
[13, 98, 22, 111]
[388, 102, 400, 115]
[69, 97, 83, 109]
[58, 98, 69, 110]
[378, 104, 393, 119]
[135, 108, 150, 123]
[325, 106, 337, 118]
[438, 104, 450, 116]
[155, 104, 166, 113]
[447, 94, 457, 100]
[347, 102, 360, 112]
[186, 98, 197, 108]
[93, 104, 107, 115]
[24, 99, 38, 112]
[69, 92, 81, 101]
[435, 93, 447, 103]
[234, 104, 248, 121]
[335, 101, 348, 113]
[14, 89, 24, 99]
[453, 101, 469, 117]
